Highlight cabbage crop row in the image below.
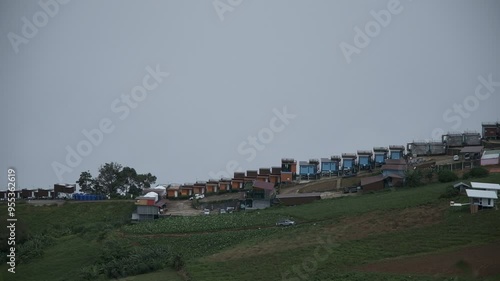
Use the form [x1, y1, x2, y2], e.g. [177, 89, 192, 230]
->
[123, 212, 287, 234]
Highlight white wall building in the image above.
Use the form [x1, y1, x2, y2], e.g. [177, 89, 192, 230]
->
[466, 189, 497, 208]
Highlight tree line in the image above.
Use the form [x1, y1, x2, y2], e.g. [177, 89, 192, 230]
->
[76, 162, 157, 197]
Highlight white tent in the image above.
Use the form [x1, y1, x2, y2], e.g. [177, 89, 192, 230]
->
[143, 191, 159, 202]
[152, 185, 167, 191]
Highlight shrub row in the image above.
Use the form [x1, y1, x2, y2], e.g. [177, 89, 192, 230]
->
[79, 239, 176, 280]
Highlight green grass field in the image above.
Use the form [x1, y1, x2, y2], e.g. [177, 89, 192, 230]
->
[1, 174, 499, 281]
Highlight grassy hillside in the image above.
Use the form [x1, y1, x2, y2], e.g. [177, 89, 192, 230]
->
[0, 201, 136, 281]
[1, 174, 499, 281]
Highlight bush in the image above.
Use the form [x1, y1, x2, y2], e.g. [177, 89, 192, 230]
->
[425, 170, 434, 182]
[0, 221, 28, 252]
[439, 186, 460, 199]
[79, 265, 100, 281]
[405, 170, 423, 187]
[463, 167, 489, 179]
[17, 234, 55, 264]
[438, 170, 458, 183]
[173, 254, 185, 271]
[80, 239, 173, 279]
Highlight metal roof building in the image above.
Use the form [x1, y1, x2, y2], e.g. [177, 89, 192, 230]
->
[470, 182, 500, 191]
[465, 189, 498, 199]
[466, 188, 497, 210]
[481, 153, 500, 166]
[460, 146, 484, 154]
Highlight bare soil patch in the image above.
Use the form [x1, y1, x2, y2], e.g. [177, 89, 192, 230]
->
[299, 179, 338, 193]
[164, 200, 200, 216]
[199, 192, 240, 203]
[358, 243, 500, 277]
[327, 204, 445, 241]
[279, 183, 306, 195]
[488, 166, 500, 173]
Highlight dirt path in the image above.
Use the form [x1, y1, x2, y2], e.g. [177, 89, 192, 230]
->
[279, 183, 304, 194]
[165, 200, 200, 216]
[358, 243, 500, 277]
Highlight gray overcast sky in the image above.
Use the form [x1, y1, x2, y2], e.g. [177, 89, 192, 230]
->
[1, 0, 499, 189]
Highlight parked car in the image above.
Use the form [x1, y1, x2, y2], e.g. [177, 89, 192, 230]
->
[190, 194, 205, 200]
[276, 219, 295, 226]
[202, 209, 210, 215]
[453, 155, 459, 161]
[219, 209, 226, 214]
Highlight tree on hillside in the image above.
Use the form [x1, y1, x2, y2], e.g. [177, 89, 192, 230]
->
[95, 162, 123, 195]
[76, 163, 157, 197]
[76, 171, 95, 193]
[119, 166, 138, 195]
[137, 173, 157, 189]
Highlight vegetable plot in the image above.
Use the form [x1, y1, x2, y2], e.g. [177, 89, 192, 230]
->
[123, 212, 286, 234]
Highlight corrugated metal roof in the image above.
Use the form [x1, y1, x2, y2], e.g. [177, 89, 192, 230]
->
[465, 189, 498, 199]
[482, 153, 500, 160]
[154, 199, 168, 207]
[381, 164, 406, 171]
[385, 173, 405, 179]
[460, 146, 484, 153]
[252, 180, 275, 191]
[360, 175, 385, 186]
[470, 182, 500, 191]
[453, 182, 470, 188]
